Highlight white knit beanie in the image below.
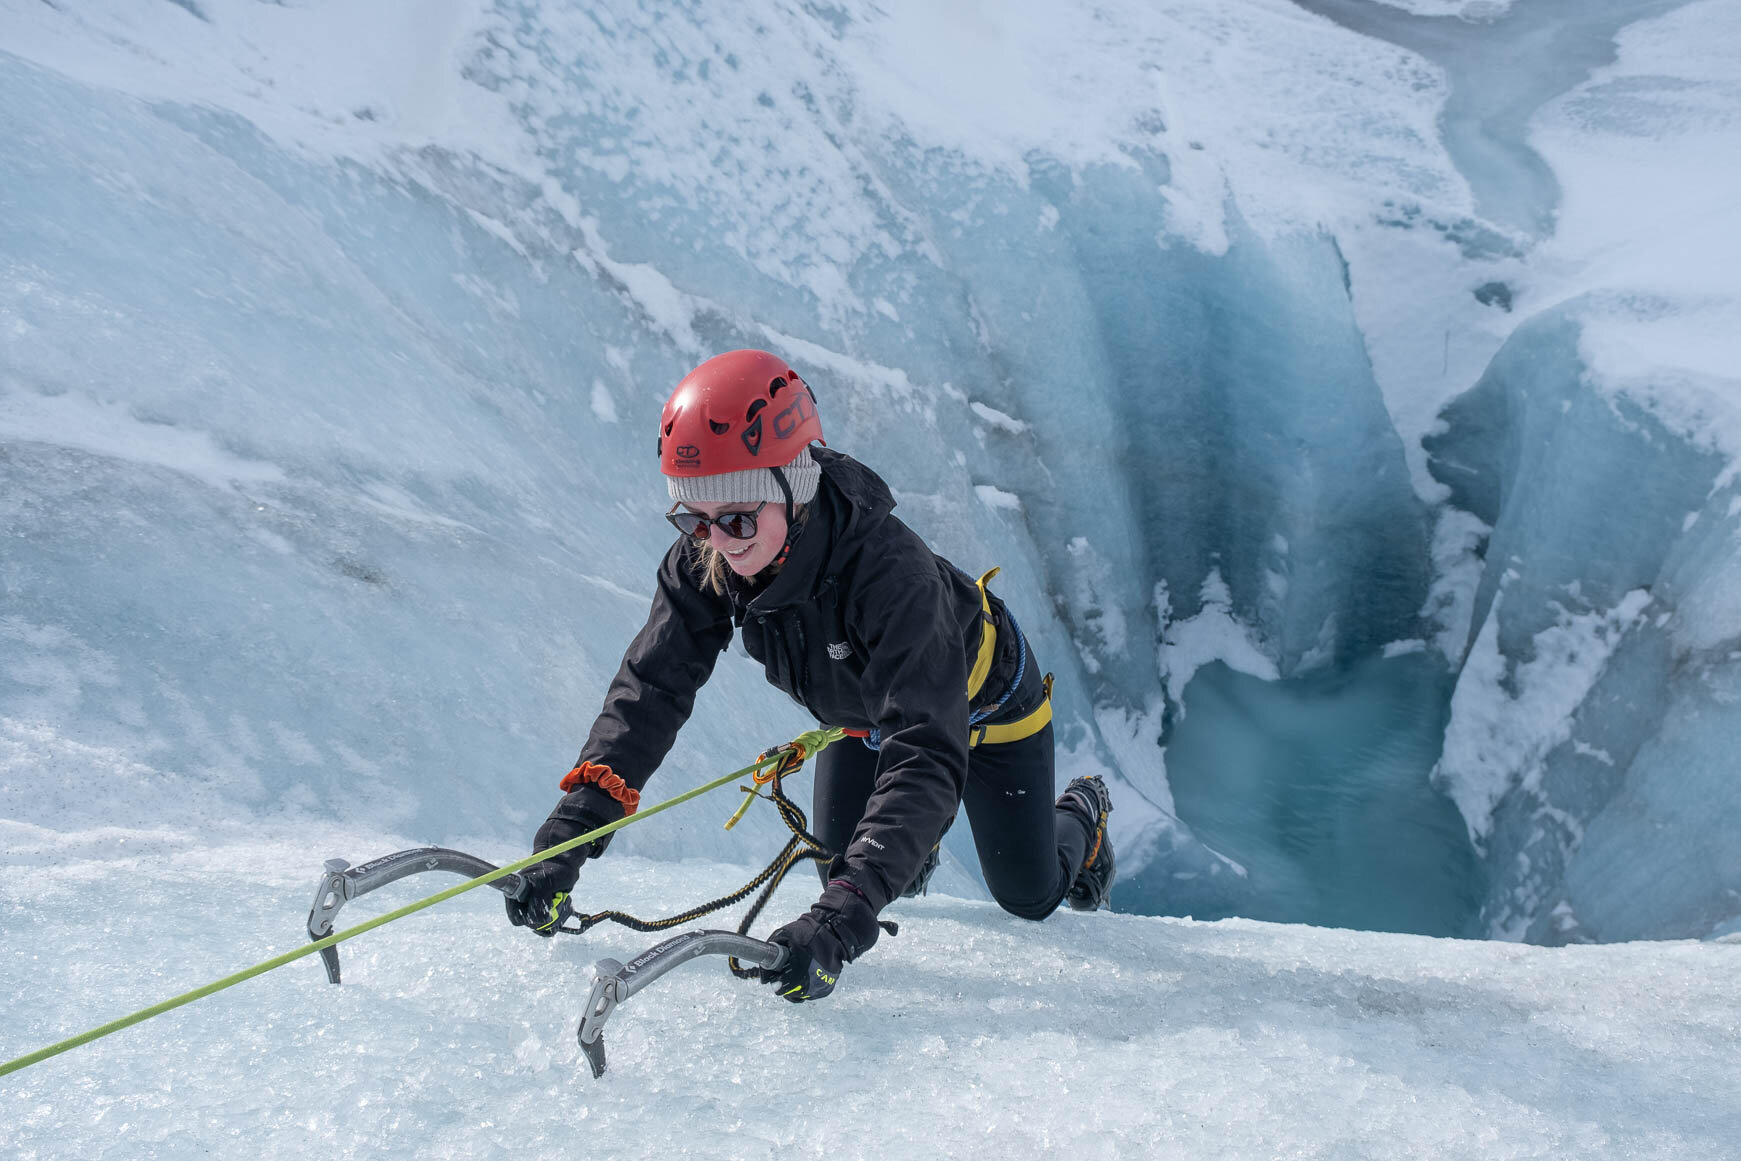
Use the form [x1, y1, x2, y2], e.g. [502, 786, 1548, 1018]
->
[666, 446, 821, 507]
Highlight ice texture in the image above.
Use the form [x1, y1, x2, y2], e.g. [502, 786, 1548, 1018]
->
[2, 0, 1740, 957]
[2, 835, 1738, 1160]
[1416, 0, 1741, 941]
[5, 0, 1741, 1147]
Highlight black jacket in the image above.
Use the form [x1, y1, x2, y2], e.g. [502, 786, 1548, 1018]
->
[569, 447, 1038, 912]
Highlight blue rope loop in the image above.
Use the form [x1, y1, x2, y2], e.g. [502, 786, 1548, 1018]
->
[860, 607, 1029, 752]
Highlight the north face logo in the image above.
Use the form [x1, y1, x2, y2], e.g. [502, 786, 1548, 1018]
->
[827, 642, 851, 660]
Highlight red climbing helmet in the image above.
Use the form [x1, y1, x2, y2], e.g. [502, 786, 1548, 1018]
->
[658, 349, 824, 480]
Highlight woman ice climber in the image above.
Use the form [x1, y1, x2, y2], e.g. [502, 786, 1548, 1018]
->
[505, 349, 1115, 1001]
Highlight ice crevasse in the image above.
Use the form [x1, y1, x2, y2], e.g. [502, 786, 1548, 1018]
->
[0, 0, 1738, 942]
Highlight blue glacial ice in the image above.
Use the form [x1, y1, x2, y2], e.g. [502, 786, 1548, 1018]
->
[2, 0, 1739, 948]
[1428, 302, 1741, 941]
[3, 3, 1741, 1151]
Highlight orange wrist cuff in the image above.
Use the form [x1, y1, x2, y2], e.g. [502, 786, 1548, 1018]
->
[559, 761, 640, 815]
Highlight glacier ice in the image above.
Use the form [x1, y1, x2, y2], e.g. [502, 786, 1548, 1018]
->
[2, 0, 1740, 949]
[1157, 652, 1481, 936]
[2, 844, 1737, 1159]
[1427, 304, 1741, 941]
[3, 2, 1741, 1149]
[1298, 0, 1689, 242]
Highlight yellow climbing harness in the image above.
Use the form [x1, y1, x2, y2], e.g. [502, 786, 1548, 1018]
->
[966, 566, 1053, 748]
[970, 672, 1053, 748]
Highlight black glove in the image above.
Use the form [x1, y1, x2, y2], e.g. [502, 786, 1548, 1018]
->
[505, 859, 580, 935]
[765, 879, 882, 1003]
[504, 789, 616, 936]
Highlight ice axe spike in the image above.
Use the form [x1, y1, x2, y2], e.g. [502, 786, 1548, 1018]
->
[578, 929, 789, 1078]
[305, 847, 527, 983]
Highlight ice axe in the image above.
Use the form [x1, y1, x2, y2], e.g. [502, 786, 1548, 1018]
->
[577, 929, 789, 1078]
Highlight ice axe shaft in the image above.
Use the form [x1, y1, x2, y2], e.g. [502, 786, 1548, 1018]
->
[307, 847, 526, 984]
[578, 929, 788, 1078]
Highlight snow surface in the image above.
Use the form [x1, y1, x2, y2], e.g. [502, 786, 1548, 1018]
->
[5, 0, 1741, 1148]
[4, 835, 1739, 1160]
[1369, 1, 1514, 18]
[2, 0, 1741, 1100]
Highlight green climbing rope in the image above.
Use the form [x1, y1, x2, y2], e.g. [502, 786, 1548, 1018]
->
[0, 727, 848, 1079]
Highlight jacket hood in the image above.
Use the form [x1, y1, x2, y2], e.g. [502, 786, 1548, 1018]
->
[744, 447, 895, 609]
[811, 445, 895, 524]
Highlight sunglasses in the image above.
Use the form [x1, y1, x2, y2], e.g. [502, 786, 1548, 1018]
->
[666, 501, 768, 541]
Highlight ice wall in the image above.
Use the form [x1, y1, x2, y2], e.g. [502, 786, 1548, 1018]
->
[3, 0, 1737, 941]
[1426, 309, 1741, 942]
[1418, 0, 1741, 941]
[1, 1, 1453, 911]
[0, 55, 711, 850]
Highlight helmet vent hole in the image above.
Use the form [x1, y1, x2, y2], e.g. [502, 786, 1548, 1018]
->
[745, 399, 767, 422]
[769, 376, 786, 396]
[663, 420, 674, 436]
[709, 419, 731, 435]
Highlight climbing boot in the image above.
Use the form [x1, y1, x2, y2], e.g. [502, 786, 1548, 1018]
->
[1058, 774, 1115, 911]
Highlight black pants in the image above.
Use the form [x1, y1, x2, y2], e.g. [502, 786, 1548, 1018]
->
[812, 724, 1090, 920]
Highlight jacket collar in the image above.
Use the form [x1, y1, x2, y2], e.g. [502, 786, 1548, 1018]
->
[738, 448, 895, 610]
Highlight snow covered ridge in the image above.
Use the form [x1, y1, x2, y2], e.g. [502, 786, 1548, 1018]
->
[3, 843, 1739, 1160]
[2, 0, 1740, 943]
